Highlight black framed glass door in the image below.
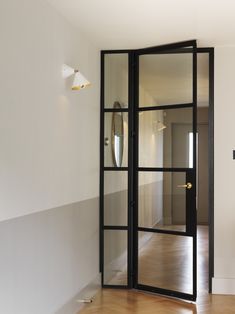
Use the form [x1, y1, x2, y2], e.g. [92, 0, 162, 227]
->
[100, 51, 132, 287]
[100, 40, 197, 301]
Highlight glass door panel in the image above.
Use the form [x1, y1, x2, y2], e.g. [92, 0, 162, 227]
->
[138, 171, 187, 232]
[104, 53, 129, 108]
[104, 112, 128, 168]
[139, 52, 192, 107]
[101, 51, 130, 288]
[138, 107, 193, 168]
[100, 41, 197, 300]
[104, 171, 128, 226]
[104, 230, 128, 285]
[138, 232, 193, 295]
[136, 40, 197, 301]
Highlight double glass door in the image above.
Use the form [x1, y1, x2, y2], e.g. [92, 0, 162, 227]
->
[100, 40, 197, 301]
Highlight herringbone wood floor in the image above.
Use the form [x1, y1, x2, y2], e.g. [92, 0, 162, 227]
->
[78, 226, 235, 314]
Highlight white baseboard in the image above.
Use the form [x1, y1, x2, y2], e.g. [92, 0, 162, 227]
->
[55, 273, 101, 314]
[163, 217, 172, 225]
[152, 217, 163, 228]
[212, 277, 235, 295]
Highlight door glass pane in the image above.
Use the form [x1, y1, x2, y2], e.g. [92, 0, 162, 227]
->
[104, 112, 128, 167]
[138, 172, 186, 232]
[138, 232, 193, 294]
[139, 107, 193, 168]
[139, 52, 192, 107]
[104, 171, 127, 226]
[104, 54, 128, 108]
[104, 230, 128, 285]
[198, 53, 209, 106]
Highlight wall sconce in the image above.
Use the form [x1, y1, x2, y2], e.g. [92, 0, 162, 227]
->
[157, 121, 166, 131]
[153, 120, 167, 132]
[62, 64, 90, 90]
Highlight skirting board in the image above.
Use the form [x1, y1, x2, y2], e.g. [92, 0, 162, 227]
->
[55, 273, 101, 314]
[212, 277, 235, 295]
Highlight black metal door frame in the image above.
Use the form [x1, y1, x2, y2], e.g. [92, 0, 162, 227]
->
[100, 42, 214, 301]
[132, 40, 197, 301]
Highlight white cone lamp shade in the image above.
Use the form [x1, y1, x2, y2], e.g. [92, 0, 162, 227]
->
[157, 121, 166, 131]
[72, 71, 91, 90]
[62, 64, 90, 90]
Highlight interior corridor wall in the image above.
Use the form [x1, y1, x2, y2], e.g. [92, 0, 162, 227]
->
[0, 0, 100, 313]
[213, 46, 235, 294]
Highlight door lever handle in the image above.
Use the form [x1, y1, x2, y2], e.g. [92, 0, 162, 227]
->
[177, 182, 192, 190]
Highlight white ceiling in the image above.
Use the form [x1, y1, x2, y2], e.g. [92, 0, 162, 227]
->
[139, 53, 209, 106]
[47, 0, 235, 49]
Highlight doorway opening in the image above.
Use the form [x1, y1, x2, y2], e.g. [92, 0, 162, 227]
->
[100, 41, 214, 302]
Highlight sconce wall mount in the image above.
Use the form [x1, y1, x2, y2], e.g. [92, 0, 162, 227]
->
[62, 64, 90, 91]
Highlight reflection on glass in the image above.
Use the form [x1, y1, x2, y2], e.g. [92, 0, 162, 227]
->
[112, 102, 124, 167]
[189, 132, 193, 168]
[138, 232, 193, 294]
[197, 53, 209, 107]
[104, 112, 128, 167]
[138, 110, 164, 168]
[104, 54, 128, 108]
[104, 230, 128, 285]
[104, 171, 128, 226]
[138, 172, 186, 232]
[139, 108, 193, 168]
[139, 53, 192, 107]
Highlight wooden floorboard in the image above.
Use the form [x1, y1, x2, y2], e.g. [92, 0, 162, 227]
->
[78, 289, 235, 314]
[78, 226, 235, 313]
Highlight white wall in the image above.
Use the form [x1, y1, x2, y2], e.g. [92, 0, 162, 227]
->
[0, 0, 100, 313]
[213, 46, 235, 294]
[0, 200, 100, 314]
[0, 0, 100, 222]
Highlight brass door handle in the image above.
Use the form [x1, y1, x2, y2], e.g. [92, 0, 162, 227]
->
[177, 182, 192, 190]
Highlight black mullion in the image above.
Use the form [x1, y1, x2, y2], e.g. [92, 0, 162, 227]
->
[101, 47, 211, 56]
[137, 227, 191, 237]
[136, 39, 196, 55]
[101, 49, 132, 54]
[137, 284, 196, 302]
[103, 226, 128, 230]
[104, 108, 129, 113]
[208, 48, 214, 293]
[101, 43, 209, 57]
[103, 167, 129, 171]
[128, 51, 135, 288]
[137, 48, 194, 55]
[100, 52, 105, 283]
[138, 103, 193, 111]
[192, 41, 197, 300]
[135, 47, 214, 56]
[133, 51, 139, 288]
[102, 285, 130, 289]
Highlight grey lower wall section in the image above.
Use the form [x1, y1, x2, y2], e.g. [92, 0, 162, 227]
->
[103, 181, 163, 285]
[0, 197, 100, 314]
